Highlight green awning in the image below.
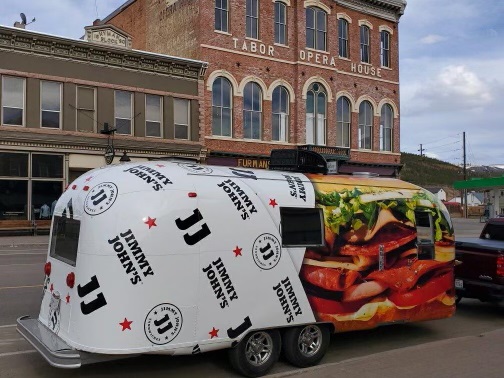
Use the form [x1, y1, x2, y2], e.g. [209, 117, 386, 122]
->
[453, 175, 504, 190]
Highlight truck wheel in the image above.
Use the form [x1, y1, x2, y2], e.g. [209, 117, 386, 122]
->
[228, 329, 281, 377]
[282, 324, 330, 368]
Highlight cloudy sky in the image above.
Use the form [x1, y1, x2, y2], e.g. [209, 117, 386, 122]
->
[1, 0, 503, 166]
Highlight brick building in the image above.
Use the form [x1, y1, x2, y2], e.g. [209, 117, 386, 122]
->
[103, 0, 406, 175]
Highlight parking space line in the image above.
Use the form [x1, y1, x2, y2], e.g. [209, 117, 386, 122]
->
[0, 350, 36, 358]
[0, 324, 16, 328]
[0, 252, 46, 256]
[0, 285, 43, 291]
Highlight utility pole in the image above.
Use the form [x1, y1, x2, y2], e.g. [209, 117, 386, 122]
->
[463, 131, 468, 218]
[418, 144, 424, 157]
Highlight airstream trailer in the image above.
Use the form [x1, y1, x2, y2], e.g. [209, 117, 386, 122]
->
[18, 150, 456, 377]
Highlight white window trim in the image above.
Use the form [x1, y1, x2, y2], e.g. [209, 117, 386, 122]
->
[75, 86, 97, 133]
[1, 76, 26, 127]
[273, 0, 290, 5]
[379, 25, 394, 35]
[358, 19, 373, 29]
[145, 94, 163, 138]
[174, 98, 190, 140]
[336, 12, 352, 23]
[303, 0, 330, 14]
[40, 81, 63, 130]
[114, 90, 134, 136]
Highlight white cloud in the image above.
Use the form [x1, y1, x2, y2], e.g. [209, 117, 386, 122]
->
[420, 34, 447, 44]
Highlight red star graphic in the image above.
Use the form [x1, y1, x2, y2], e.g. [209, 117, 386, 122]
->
[233, 246, 242, 257]
[269, 199, 278, 208]
[50, 283, 54, 293]
[85, 176, 93, 182]
[209, 327, 219, 339]
[65, 294, 70, 303]
[156, 164, 165, 168]
[144, 217, 157, 229]
[119, 318, 133, 331]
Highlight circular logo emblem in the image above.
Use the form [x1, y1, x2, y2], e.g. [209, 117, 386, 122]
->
[144, 303, 183, 345]
[252, 233, 282, 270]
[84, 182, 118, 216]
[177, 163, 213, 174]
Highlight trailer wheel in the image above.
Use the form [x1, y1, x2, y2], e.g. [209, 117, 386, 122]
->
[282, 324, 330, 368]
[228, 329, 281, 377]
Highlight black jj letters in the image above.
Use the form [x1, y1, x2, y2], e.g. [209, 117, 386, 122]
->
[260, 243, 274, 261]
[227, 316, 252, 339]
[77, 275, 108, 315]
[175, 209, 211, 246]
[229, 168, 257, 180]
[91, 188, 107, 205]
[154, 314, 173, 335]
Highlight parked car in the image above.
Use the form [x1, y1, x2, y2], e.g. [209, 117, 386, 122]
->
[455, 218, 504, 304]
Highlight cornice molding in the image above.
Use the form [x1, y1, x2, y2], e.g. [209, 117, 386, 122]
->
[0, 26, 208, 80]
[333, 0, 407, 22]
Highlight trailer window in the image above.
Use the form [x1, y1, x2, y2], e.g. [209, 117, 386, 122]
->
[415, 211, 434, 260]
[280, 207, 324, 247]
[49, 215, 80, 266]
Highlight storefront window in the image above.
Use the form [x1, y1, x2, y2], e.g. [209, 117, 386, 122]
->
[0, 180, 28, 220]
[0, 152, 28, 177]
[32, 181, 63, 220]
[32, 154, 63, 178]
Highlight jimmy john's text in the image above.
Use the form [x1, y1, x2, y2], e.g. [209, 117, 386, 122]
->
[124, 165, 172, 191]
[202, 257, 238, 308]
[217, 179, 258, 220]
[282, 174, 307, 202]
[273, 277, 302, 323]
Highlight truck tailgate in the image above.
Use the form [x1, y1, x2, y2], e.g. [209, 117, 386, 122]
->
[455, 238, 503, 282]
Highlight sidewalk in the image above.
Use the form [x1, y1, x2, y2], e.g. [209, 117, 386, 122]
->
[0, 234, 49, 248]
[270, 328, 504, 378]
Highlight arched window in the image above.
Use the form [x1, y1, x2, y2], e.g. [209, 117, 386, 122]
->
[306, 7, 326, 51]
[337, 96, 351, 147]
[381, 30, 390, 67]
[274, 1, 287, 45]
[272, 86, 289, 142]
[380, 104, 393, 151]
[358, 100, 373, 149]
[243, 82, 262, 139]
[360, 25, 370, 63]
[212, 77, 232, 137]
[338, 18, 349, 58]
[306, 83, 326, 145]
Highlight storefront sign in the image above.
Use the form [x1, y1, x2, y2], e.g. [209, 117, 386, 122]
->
[237, 158, 269, 169]
[233, 38, 275, 57]
[105, 145, 115, 165]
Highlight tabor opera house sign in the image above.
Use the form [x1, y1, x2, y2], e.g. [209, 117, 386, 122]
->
[84, 24, 133, 49]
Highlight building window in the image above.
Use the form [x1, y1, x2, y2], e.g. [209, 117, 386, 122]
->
[380, 104, 393, 151]
[337, 96, 351, 148]
[338, 18, 349, 58]
[359, 100, 373, 149]
[215, 0, 229, 32]
[212, 77, 232, 137]
[274, 1, 287, 45]
[40, 81, 62, 129]
[174, 98, 190, 140]
[145, 95, 162, 138]
[76, 86, 96, 132]
[381, 30, 390, 68]
[1, 76, 25, 126]
[243, 82, 262, 139]
[306, 83, 326, 145]
[306, 7, 326, 51]
[272, 86, 289, 142]
[360, 25, 370, 63]
[246, 0, 259, 39]
[114, 90, 133, 135]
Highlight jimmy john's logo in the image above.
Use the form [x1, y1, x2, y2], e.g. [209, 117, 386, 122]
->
[84, 182, 118, 215]
[144, 303, 182, 345]
[175, 208, 211, 246]
[178, 163, 213, 174]
[48, 291, 61, 334]
[283, 174, 307, 202]
[124, 165, 172, 191]
[202, 257, 238, 308]
[217, 179, 258, 220]
[77, 275, 107, 315]
[252, 233, 281, 270]
[273, 277, 302, 323]
[108, 229, 154, 285]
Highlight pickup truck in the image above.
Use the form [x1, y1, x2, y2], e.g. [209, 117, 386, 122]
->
[455, 218, 504, 304]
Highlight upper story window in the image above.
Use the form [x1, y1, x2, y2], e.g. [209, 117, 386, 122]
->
[215, 0, 229, 32]
[381, 30, 391, 68]
[246, 0, 259, 39]
[115, 90, 133, 135]
[1, 76, 25, 126]
[243, 82, 262, 140]
[306, 82, 326, 146]
[272, 85, 289, 142]
[380, 104, 393, 151]
[274, 1, 287, 45]
[146, 94, 162, 138]
[338, 18, 349, 58]
[306, 7, 326, 51]
[212, 77, 232, 137]
[358, 100, 373, 149]
[174, 98, 190, 140]
[76, 86, 96, 133]
[337, 96, 351, 148]
[360, 25, 370, 63]
[41, 81, 62, 129]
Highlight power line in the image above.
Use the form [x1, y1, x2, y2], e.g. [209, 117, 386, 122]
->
[420, 133, 461, 146]
[426, 140, 461, 151]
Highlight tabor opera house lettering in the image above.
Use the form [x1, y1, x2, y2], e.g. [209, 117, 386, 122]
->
[233, 38, 275, 57]
[350, 63, 382, 78]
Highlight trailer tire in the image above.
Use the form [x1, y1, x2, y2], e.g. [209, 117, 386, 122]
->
[282, 324, 330, 368]
[228, 329, 281, 377]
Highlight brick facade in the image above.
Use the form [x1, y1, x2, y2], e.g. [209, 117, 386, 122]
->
[105, 0, 406, 174]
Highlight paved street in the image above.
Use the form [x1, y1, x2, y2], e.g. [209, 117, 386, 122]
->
[0, 218, 502, 378]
